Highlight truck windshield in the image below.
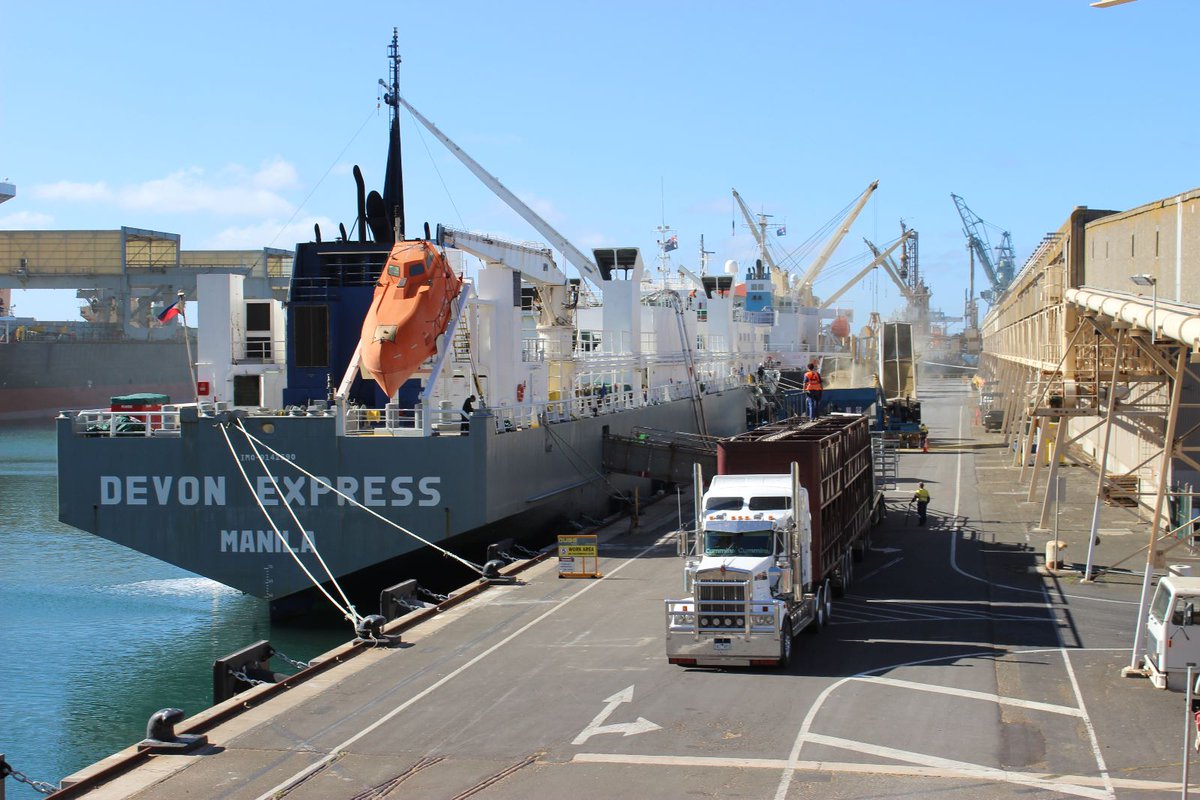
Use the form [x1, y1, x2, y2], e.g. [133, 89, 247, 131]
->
[705, 497, 743, 512]
[1149, 583, 1172, 624]
[705, 532, 772, 557]
[748, 496, 791, 511]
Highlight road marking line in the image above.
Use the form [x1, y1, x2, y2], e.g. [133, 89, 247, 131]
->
[802, 733, 1110, 799]
[574, 752, 1184, 793]
[951, 388, 1115, 799]
[254, 533, 667, 800]
[849, 675, 1083, 716]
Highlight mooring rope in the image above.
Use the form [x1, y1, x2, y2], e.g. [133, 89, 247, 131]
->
[218, 422, 360, 623]
[235, 423, 362, 623]
[235, 420, 484, 575]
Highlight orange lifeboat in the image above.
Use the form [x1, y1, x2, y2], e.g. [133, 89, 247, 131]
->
[360, 240, 462, 397]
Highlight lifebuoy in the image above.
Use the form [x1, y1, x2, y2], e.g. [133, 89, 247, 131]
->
[516, 382, 525, 402]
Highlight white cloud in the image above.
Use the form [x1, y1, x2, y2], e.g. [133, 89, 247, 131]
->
[0, 210, 55, 228]
[32, 181, 111, 202]
[205, 216, 335, 250]
[251, 158, 300, 191]
[28, 159, 302, 219]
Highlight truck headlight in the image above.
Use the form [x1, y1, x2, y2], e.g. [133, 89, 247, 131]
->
[700, 616, 711, 627]
[752, 614, 773, 626]
[673, 613, 694, 625]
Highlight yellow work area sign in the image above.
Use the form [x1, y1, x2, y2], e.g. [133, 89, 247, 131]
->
[557, 534, 601, 578]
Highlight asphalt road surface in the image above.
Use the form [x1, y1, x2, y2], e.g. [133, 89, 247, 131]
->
[77, 377, 1194, 799]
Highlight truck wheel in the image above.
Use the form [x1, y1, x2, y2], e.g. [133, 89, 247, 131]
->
[823, 579, 833, 621]
[779, 620, 793, 667]
[805, 591, 823, 634]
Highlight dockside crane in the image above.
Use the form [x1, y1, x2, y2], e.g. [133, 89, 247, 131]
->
[951, 193, 1015, 304]
[864, 233, 930, 333]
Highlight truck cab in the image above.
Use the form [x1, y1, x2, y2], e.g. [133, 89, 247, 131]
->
[1143, 575, 1200, 689]
[665, 472, 816, 668]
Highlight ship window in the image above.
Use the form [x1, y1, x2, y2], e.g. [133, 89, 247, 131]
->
[246, 302, 271, 332]
[234, 374, 261, 407]
[407, 261, 425, 277]
[388, 264, 401, 277]
[705, 496, 743, 512]
[748, 496, 791, 511]
[705, 532, 772, 557]
[294, 305, 329, 368]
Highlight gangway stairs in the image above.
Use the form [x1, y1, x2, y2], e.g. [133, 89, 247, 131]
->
[871, 432, 898, 491]
[602, 427, 718, 484]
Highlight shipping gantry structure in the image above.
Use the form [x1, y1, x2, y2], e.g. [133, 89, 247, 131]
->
[979, 188, 1200, 665]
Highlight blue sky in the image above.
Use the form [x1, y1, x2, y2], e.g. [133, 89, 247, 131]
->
[2, 0, 1193, 326]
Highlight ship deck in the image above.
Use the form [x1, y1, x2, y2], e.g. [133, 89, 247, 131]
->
[58, 376, 1198, 799]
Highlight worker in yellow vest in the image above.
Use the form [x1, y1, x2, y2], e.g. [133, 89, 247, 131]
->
[911, 483, 931, 526]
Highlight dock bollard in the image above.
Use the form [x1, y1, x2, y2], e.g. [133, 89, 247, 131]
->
[1045, 540, 1066, 570]
[138, 708, 208, 753]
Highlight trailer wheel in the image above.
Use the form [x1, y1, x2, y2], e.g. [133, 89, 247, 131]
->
[779, 620, 793, 667]
[823, 579, 833, 622]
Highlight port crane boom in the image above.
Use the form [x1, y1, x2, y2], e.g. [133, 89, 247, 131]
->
[819, 230, 913, 310]
[397, 95, 605, 292]
[951, 193, 1015, 302]
[797, 180, 879, 293]
[732, 188, 781, 274]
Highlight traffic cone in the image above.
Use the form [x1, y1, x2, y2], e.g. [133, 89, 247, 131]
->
[922, 438, 929, 453]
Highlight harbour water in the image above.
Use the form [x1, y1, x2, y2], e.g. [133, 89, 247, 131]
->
[0, 423, 348, 798]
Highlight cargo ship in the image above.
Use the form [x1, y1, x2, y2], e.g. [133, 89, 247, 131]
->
[54, 31, 870, 616]
[0, 317, 193, 422]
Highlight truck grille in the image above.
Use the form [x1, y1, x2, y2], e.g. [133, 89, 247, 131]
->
[696, 581, 746, 629]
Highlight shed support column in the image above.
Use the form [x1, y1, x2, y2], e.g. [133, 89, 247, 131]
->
[1129, 347, 1187, 672]
[1083, 329, 1125, 582]
[1037, 419, 1069, 525]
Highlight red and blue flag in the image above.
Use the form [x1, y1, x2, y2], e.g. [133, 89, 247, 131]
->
[157, 299, 182, 323]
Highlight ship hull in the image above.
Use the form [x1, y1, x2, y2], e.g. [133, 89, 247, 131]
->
[1, 339, 193, 422]
[57, 388, 751, 604]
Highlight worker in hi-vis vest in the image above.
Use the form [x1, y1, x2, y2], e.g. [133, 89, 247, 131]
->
[803, 362, 822, 419]
[911, 483, 931, 526]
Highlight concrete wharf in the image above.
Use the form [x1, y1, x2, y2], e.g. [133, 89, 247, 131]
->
[56, 376, 1200, 799]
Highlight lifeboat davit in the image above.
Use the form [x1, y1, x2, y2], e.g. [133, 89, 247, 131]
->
[360, 240, 463, 397]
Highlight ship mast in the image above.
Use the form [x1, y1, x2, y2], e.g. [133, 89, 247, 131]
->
[380, 28, 405, 241]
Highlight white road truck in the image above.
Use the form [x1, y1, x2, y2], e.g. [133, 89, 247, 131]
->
[1143, 574, 1200, 690]
[665, 415, 880, 667]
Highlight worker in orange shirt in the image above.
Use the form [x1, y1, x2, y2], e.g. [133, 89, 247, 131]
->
[803, 362, 823, 419]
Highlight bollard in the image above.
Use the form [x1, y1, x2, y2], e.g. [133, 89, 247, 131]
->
[354, 614, 402, 647]
[138, 708, 208, 753]
[1045, 540, 1066, 570]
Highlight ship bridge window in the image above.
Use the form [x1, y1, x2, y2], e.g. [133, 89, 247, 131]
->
[705, 532, 772, 557]
[705, 496, 743, 512]
[749, 496, 791, 511]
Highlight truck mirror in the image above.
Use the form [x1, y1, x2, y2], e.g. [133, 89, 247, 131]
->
[1187, 602, 1196, 626]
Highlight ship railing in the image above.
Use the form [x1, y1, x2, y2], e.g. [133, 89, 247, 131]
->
[522, 338, 545, 363]
[733, 309, 777, 325]
[234, 336, 287, 364]
[71, 408, 183, 438]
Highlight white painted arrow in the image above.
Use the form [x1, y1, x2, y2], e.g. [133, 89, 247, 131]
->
[571, 685, 662, 745]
